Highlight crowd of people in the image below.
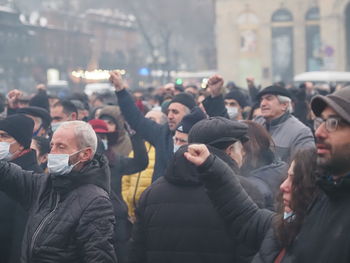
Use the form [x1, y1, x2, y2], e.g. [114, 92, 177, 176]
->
[0, 70, 349, 263]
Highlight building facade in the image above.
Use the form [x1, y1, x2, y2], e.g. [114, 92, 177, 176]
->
[0, 5, 141, 92]
[215, 0, 350, 87]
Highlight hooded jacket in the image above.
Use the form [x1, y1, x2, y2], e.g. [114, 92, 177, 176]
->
[99, 105, 132, 157]
[0, 154, 117, 263]
[198, 154, 350, 263]
[129, 146, 236, 263]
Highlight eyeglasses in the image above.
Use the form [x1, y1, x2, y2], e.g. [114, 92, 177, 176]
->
[314, 117, 344, 132]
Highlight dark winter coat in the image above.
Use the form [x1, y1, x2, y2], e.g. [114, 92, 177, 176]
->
[129, 146, 237, 263]
[198, 154, 350, 263]
[116, 90, 227, 182]
[207, 147, 275, 263]
[0, 154, 117, 263]
[202, 94, 229, 118]
[243, 161, 288, 211]
[9, 150, 43, 263]
[108, 134, 149, 198]
[108, 134, 149, 263]
[0, 150, 43, 263]
[208, 147, 267, 209]
[116, 89, 174, 182]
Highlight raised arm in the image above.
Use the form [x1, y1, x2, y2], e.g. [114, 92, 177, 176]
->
[0, 161, 41, 209]
[110, 71, 164, 145]
[118, 134, 149, 175]
[202, 75, 229, 118]
[185, 144, 274, 250]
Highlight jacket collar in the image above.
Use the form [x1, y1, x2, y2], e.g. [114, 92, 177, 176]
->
[11, 149, 42, 172]
[317, 173, 350, 198]
[266, 112, 290, 131]
[51, 154, 111, 195]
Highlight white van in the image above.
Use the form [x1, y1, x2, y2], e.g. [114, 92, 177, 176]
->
[294, 71, 350, 84]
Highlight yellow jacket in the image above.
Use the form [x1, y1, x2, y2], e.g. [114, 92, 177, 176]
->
[122, 142, 155, 219]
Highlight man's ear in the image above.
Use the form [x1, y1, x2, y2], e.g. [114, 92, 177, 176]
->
[81, 148, 94, 162]
[18, 144, 25, 153]
[40, 154, 48, 164]
[281, 101, 290, 112]
[225, 145, 234, 158]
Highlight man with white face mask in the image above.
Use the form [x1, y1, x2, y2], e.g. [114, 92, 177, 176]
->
[0, 114, 43, 263]
[0, 120, 117, 263]
[224, 90, 247, 120]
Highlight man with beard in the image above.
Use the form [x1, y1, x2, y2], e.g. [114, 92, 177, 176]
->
[270, 87, 350, 262]
[182, 87, 350, 263]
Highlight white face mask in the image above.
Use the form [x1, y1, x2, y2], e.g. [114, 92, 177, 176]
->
[0, 142, 14, 161]
[47, 150, 82, 175]
[226, 106, 239, 120]
[102, 139, 108, 151]
[173, 144, 181, 153]
[283, 211, 295, 222]
[51, 122, 64, 133]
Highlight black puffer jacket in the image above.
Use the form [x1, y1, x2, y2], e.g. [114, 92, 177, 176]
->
[0, 149, 43, 263]
[129, 146, 236, 263]
[208, 147, 267, 209]
[10, 150, 44, 263]
[199, 154, 350, 263]
[0, 154, 117, 263]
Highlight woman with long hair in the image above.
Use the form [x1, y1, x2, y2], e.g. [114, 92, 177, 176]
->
[241, 121, 288, 210]
[185, 146, 319, 263]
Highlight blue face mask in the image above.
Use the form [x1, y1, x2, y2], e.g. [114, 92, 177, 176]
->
[283, 211, 295, 222]
[47, 150, 82, 175]
[33, 124, 43, 137]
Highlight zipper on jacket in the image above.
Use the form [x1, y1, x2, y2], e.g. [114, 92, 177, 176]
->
[29, 192, 60, 260]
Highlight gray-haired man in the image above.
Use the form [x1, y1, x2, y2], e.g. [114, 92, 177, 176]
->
[254, 85, 315, 162]
[0, 121, 117, 263]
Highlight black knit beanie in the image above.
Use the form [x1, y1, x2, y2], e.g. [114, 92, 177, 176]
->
[0, 114, 34, 149]
[225, 90, 248, 108]
[176, 106, 207, 134]
[170, 93, 196, 110]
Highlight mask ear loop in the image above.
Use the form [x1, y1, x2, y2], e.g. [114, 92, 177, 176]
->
[69, 147, 91, 166]
[33, 124, 43, 137]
